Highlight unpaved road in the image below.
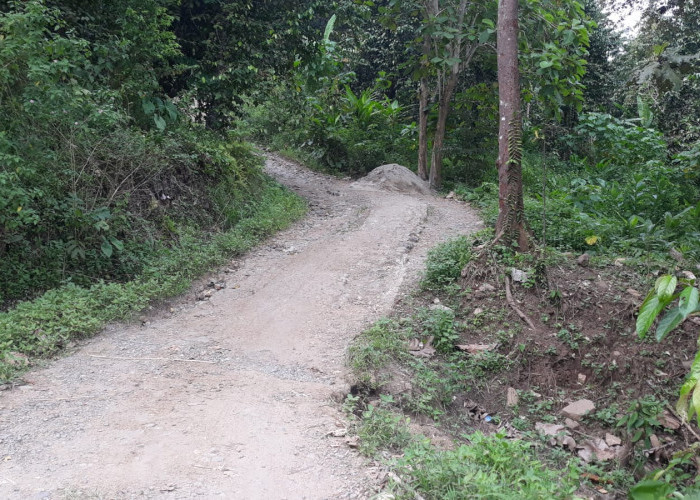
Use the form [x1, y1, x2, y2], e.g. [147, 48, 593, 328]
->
[0, 155, 481, 499]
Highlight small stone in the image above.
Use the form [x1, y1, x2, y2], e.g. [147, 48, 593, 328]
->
[561, 399, 595, 421]
[659, 410, 681, 430]
[511, 268, 528, 283]
[681, 270, 697, 281]
[446, 191, 455, 199]
[564, 418, 580, 429]
[613, 351, 622, 356]
[506, 387, 519, 407]
[478, 283, 496, 293]
[577, 373, 587, 384]
[614, 258, 627, 267]
[649, 434, 661, 449]
[473, 307, 484, 315]
[433, 298, 441, 304]
[626, 288, 642, 299]
[577, 253, 590, 266]
[535, 422, 565, 437]
[429, 304, 453, 313]
[605, 433, 621, 446]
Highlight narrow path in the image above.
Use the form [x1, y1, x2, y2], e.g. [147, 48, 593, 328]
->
[0, 155, 481, 499]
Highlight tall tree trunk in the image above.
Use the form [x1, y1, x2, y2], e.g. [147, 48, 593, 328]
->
[495, 0, 529, 251]
[417, 37, 430, 181]
[429, 73, 457, 189]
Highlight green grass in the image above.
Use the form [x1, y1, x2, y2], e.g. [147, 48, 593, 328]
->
[0, 178, 306, 381]
[348, 318, 411, 389]
[391, 433, 580, 499]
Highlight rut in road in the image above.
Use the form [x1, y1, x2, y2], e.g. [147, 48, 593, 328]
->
[0, 154, 481, 499]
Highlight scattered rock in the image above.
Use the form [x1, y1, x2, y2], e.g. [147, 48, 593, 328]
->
[328, 428, 347, 438]
[578, 373, 587, 384]
[409, 336, 436, 358]
[659, 410, 681, 430]
[456, 343, 497, 354]
[577, 253, 590, 266]
[614, 258, 627, 267]
[577, 438, 617, 462]
[536, 422, 565, 437]
[511, 268, 528, 283]
[433, 298, 441, 304]
[564, 418, 580, 429]
[681, 270, 697, 281]
[473, 307, 484, 316]
[649, 434, 661, 449]
[429, 304, 453, 313]
[561, 399, 595, 420]
[605, 433, 621, 447]
[613, 351, 622, 357]
[506, 387, 519, 407]
[477, 283, 496, 293]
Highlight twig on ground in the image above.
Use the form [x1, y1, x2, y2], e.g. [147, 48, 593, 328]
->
[87, 354, 215, 364]
[504, 276, 536, 330]
[666, 403, 700, 443]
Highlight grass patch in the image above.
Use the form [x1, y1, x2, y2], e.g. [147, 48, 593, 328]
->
[348, 318, 411, 389]
[0, 178, 306, 382]
[392, 433, 580, 499]
[421, 236, 473, 292]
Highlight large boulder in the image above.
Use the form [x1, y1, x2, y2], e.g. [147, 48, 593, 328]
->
[351, 164, 431, 195]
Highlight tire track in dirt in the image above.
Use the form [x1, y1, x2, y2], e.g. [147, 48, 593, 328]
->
[0, 154, 481, 499]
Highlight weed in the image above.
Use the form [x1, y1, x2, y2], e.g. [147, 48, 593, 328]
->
[421, 236, 472, 291]
[392, 432, 580, 499]
[416, 308, 459, 353]
[357, 403, 412, 457]
[616, 396, 664, 447]
[348, 319, 409, 389]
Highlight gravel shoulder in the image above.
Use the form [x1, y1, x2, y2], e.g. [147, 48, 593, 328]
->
[0, 154, 481, 499]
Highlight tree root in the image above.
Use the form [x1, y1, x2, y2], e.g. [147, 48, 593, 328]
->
[504, 276, 536, 331]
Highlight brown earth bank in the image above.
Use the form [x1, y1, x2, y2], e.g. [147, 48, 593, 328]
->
[0, 154, 481, 499]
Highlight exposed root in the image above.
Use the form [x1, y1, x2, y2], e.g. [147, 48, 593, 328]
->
[504, 276, 536, 331]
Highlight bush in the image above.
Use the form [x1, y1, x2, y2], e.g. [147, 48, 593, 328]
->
[422, 236, 473, 291]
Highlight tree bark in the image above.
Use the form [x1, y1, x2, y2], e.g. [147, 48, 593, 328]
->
[417, 36, 430, 181]
[429, 73, 457, 189]
[495, 0, 529, 251]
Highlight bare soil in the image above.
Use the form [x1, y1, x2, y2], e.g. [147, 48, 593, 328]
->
[0, 154, 481, 499]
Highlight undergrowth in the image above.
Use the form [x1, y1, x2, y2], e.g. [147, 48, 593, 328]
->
[0, 179, 306, 381]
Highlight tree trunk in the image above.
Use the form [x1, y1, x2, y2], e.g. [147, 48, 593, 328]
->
[429, 73, 457, 189]
[417, 39, 430, 181]
[495, 0, 529, 251]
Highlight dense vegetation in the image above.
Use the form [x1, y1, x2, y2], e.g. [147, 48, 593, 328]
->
[1, 0, 699, 496]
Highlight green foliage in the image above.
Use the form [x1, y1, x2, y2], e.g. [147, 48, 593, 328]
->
[393, 432, 580, 499]
[404, 358, 472, 420]
[0, 179, 306, 380]
[358, 401, 413, 457]
[421, 236, 472, 291]
[348, 319, 410, 389]
[637, 275, 700, 423]
[417, 308, 459, 352]
[616, 396, 664, 447]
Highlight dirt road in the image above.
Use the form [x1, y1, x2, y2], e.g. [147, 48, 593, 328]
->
[0, 154, 481, 499]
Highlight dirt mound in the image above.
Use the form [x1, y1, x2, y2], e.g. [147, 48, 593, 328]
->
[352, 163, 432, 195]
